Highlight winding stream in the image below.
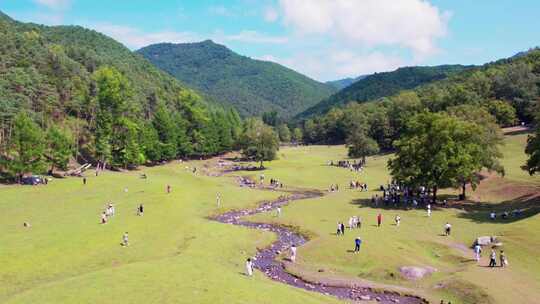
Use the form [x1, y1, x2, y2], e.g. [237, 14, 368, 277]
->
[210, 183, 427, 304]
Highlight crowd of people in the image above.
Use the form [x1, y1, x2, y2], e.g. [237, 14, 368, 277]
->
[490, 209, 524, 220]
[328, 160, 364, 172]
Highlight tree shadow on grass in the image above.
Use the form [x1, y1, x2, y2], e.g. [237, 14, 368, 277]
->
[452, 193, 540, 223]
[350, 193, 540, 224]
[349, 195, 455, 212]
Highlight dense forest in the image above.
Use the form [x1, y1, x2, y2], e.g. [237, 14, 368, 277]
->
[0, 12, 242, 180]
[137, 40, 336, 118]
[325, 75, 367, 90]
[297, 65, 471, 119]
[300, 49, 540, 149]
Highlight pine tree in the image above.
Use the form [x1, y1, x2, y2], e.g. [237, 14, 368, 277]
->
[45, 125, 74, 171]
[7, 112, 46, 179]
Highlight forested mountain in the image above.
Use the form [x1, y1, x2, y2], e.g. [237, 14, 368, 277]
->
[297, 65, 471, 119]
[0, 12, 242, 179]
[137, 40, 336, 118]
[326, 75, 367, 90]
[300, 49, 540, 148]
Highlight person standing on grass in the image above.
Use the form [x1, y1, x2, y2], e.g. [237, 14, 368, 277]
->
[122, 232, 129, 247]
[444, 222, 452, 236]
[354, 237, 362, 253]
[246, 258, 254, 276]
[83, 177, 87, 185]
[340, 222, 345, 235]
[276, 207, 282, 217]
[377, 213, 382, 227]
[427, 204, 432, 217]
[216, 193, 221, 207]
[500, 250, 507, 267]
[474, 244, 482, 261]
[395, 215, 401, 227]
[489, 249, 497, 267]
[137, 204, 144, 216]
[290, 244, 297, 262]
[166, 184, 171, 194]
[101, 212, 107, 224]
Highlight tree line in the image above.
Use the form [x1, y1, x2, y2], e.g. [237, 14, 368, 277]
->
[0, 66, 243, 181]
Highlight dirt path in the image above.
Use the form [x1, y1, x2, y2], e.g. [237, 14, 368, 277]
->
[209, 179, 427, 303]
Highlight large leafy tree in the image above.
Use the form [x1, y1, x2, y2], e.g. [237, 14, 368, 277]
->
[6, 112, 46, 179]
[292, 127, 303, 144]
[388, 112, 499, 202]
[525, 101, 540, 174]
[111, 118, 143, 168]
[152, 104, 178, 160]
[277, 124, 291, 143]
[93, 66, 131, 165]
[346, 129, 379, 163]
[239, 118, 279, 168]
[447, 105, 505, 197]
[45, 125, 74, 171]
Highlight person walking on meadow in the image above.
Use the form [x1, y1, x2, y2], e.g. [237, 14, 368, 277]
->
[444, 222, 452, 236]
[500, 250, 508, 267]
[137, 204, 144, 216]
[122, 232, 129, 247]
[489, 249, 497, 267]
[290, 244, 297, 262]
[354, 237, 362, 253]
[474, 244, 482, 261]
[246, 258, 254, 276]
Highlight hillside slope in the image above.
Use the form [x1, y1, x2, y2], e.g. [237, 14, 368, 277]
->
[0, 11, 242, 171]
[297, 65, 471, 119]
[326, 75, 367, 90]
[137, 41, 336, 118]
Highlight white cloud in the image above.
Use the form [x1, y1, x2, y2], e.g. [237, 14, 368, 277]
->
[87, 23, 199, 49]
[223, 30, 288, 44]
[263, 6, 279, 22]
[258, 50, 404, 81]
[278, 0, 450, 57]
[33, 0, 71, 10]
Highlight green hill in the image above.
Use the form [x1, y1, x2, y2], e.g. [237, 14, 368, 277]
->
[297, 65, 471, 119]
[137, 40, 336, 118]
[325, 75, 367, 90]
[0, 12, 242, 175]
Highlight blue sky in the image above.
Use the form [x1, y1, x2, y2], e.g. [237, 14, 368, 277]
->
[2, 0, 539, 81]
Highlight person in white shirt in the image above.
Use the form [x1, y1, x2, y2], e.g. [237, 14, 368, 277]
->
[245, 258, 254, 276]
[290, 245, 297, 262]
[276, 207, 281, 217]
[395, 215, 401, 227]
[216, 193, 221, 207]
[427, 204, 432, 217]
[444, 222, 452, 236]
[122, 232, 129, 246]
[474, 244, 482, 261]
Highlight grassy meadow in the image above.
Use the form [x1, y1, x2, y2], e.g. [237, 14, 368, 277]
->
[0, 133, 538, 304]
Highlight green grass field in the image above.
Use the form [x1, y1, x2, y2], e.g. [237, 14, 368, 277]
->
[1, 133, 538, 304]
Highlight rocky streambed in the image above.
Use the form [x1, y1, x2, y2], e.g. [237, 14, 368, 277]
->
[210, 188, 427, 304]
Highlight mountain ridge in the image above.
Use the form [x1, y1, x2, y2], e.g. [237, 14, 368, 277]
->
[296, 64, 473, 119]
[137, 40, 336, 118]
